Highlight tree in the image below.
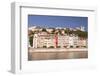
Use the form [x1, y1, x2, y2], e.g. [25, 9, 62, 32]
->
[43, 46, 47, 48]
[28, 30, 33, 36]
[58, 29, 62, 35]
[49, 46, 54, 48]
[51, 28, 56, 34]
[42, 28, 47, 32]
[74, 30, 88, 38]
[28, 30, 34, 47]
[29, 36, 33, 47]
[64, 28, 70, 34]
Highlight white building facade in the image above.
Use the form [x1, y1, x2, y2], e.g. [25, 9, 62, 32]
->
[58, 35, 69, 48]
[29, 26, 87, 48]
[32, 32, 87, 48]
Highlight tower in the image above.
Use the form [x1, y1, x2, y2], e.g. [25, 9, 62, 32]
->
[80, 26, 85, 31]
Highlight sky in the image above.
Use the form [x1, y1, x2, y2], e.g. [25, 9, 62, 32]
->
[28, 15, 88, 30]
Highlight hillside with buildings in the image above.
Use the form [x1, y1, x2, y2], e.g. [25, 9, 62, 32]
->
[28, 25, 88, 49]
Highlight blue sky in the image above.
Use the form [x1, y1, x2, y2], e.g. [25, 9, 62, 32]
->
[28, 15, 88, 30]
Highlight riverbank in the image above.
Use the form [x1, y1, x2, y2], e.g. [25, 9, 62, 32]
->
[28, 48, 88, 60]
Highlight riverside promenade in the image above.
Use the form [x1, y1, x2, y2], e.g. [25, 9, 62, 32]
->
[28, 48, 88, 60]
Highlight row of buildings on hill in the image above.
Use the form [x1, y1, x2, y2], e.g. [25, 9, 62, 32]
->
[28, 26, 87, 48]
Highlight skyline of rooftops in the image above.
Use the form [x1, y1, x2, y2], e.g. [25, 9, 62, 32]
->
[28, 15, 88, 31]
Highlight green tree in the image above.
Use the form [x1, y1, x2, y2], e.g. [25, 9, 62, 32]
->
[51, 28, 56, 34]
[29, 36, 33, 47]
[64, 28, 70, 34]
[42, 28, 47, 32]
[74, 30, 88, 38]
